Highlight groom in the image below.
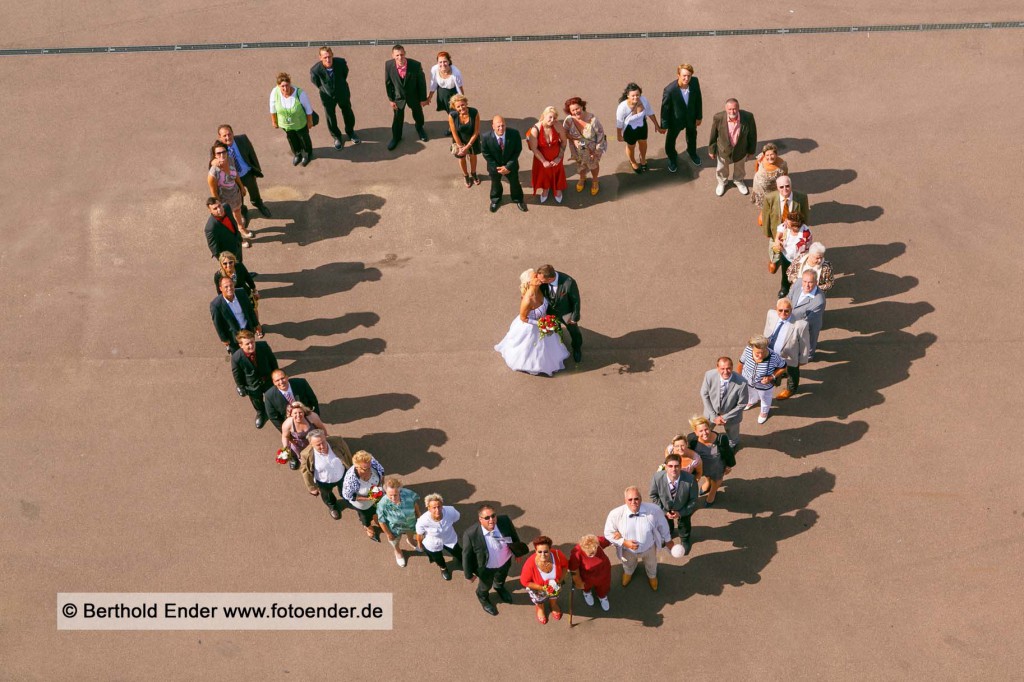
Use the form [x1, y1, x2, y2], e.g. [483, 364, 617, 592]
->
[536, 264, 582, 363]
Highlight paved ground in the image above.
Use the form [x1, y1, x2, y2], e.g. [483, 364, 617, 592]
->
[2, 5, 1022, 680]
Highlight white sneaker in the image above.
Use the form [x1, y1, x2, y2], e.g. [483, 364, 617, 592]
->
[395, 554, 406, 567]
[599, 596, 610, 611]
[583, 590, 594, 607]
[715, 183, 726, 197]
[735, 181, 749, 195]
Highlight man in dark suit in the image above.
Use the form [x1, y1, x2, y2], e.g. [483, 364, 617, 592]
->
[660, 63, 703, 172]
[536, 264, 582, 363]
[760, 174, 811, 239]
[649, 453, 700, 555]
[231, 330, 278, 429]
[211, 276, 261, 353]
[384, 44, 427, 150]
[462, 504, 524, 616]
[708, 98, 757, 197]
[264, 369, 321, 431]
[204, 198, 245, 262]
[216, 124, 271, 218]
[310, 46, 361, 150]
[788, 270, 826, 356]
[480, 115, 527, 213]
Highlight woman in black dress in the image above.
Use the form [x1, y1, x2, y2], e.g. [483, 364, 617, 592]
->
[686, 415, 736, 506]
[447, 94, 481, 188]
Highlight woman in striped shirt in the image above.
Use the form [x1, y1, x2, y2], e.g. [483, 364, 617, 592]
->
[738, 334, 788, 425]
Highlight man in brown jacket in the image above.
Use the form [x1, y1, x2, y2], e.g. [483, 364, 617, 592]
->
[300, 430, 353, 519]
[708, 98, 757, 197]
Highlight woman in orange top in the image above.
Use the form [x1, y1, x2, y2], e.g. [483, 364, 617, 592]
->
[519, 535, 569, 624]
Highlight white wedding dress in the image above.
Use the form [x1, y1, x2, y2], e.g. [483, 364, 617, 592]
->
[494, 299, 569, 376]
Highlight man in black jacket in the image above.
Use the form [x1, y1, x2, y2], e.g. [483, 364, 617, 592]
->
[216, 124, 272, 218]
[231, 330, 278, 429]
[264, 369, 320, 431]
[462, 504, 525, 616]
[384, 44, 427, 150]
[536, 264, 582, 363]
[480, 116, 527, 213]
[204, 198, 244, 262]
[310, 46, 361, 150]
[211, 277, 261, 353]
[660, 63, 703, 172]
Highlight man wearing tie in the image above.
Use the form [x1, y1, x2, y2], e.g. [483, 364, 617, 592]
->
[760, 174, 810, 239]
[604, 487, 673, 591]
[763, 299, 810, 400]
[264, 369, 321, 431]
[660, 63, 703, 172]
[699, 356, 749, 449]
[788, 270, 826, 357]
[480, 116, 527, 213]
[215, 125, 272, 218]
[649, 455, 700, 556]
[462, 504, 525, 616]
[310, 46, 361, 150]
[384, 44, 428, 150]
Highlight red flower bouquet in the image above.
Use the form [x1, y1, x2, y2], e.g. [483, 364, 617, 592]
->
[275, 448, 292, 465]
[368, 485, 385, 503]
[537, 314, 560, 338]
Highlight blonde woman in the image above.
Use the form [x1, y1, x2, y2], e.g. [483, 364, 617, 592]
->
[447, 94, 481, 187]
[342, 450, 385, 541]
[527, 106, 567, 203]
[280, 401, 327, 464]
[494, 269, 569, 376]
[685, 416, 735, 505]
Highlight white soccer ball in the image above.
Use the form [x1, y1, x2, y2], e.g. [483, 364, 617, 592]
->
[670, 544, 686, 559]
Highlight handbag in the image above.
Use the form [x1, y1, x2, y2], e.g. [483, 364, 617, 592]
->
[768, 242, 782, 273]
[450, 142, 466, 158]
[311, 110, 320, 127]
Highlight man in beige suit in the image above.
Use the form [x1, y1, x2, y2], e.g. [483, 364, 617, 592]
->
[763, 299, 810, 400]
[760, 174, 811, 239]
[300, 430, 353, 519]
[707, 98, 757, 197]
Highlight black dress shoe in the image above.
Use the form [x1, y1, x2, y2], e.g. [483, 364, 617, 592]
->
[682, 540, 692, 556]
[255, 414, 267, 429]
[288, 458, 299, 470]
[516, 201, 527, 212]
[478, 597, 498, 616]
[777, 289, 788, 299]
[489, 202, 499, 213]
[236, 386, 246, 397]
[333, 137, 343, 150]
[387, 138, 399, 151]
[329, 507, 341, 520]
[572, 349, 582, 363]
[688, 151, 701, 165]
[667, 160, 678, 173]
[417, 128, 428, 142]
[301, 153, 312, 167]
[349, 133, 362, 144]
[441, 568, 452, 581]
[257, 204, 272, 218]
[494, 586, 513, 603]
[291, 154, 301, 166]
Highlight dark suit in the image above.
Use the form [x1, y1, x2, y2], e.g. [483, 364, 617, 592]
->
[649, 469, 699, 543]
[205, 206, 243, 262]
[544, 272, 582, 355]
[384, 58, 427, 141]
[210, 289, 258, 351]
[462, 515, 522, 601]
[660, 76, 703, 163]
[264, 378, 320, 431]
[480, 130, 524, 204]
[310, 58, 356, 141]
[708, 110, 757, 163]
[225, 134, 266, 209]
[231, 341, 279, 417]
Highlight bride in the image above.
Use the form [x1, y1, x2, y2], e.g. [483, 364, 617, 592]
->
[495, 269, 570, 376]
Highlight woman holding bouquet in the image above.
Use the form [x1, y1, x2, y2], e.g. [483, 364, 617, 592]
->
[280, 402, 327, 467]
[519, 536, 569, 624]
[342, 451, 385, 542]
[494, 269, 569, 376]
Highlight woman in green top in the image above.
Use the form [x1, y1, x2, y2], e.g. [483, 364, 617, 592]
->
[269, 72, 314, 166]
[376, 478, 423, 568]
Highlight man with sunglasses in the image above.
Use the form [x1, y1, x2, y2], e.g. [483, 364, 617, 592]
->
[604, 487, 673, 591]
[763, 299, 810, 400]
[760, 174, 810, 239]
[462, 504, 525, 616]
[649, 455, 700, 556]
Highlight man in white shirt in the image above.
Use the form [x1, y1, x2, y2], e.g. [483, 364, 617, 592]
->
[605, 487, 673, 590]
[462, 504, 525, 616]
[300, 430, 352, 519]
[763, 299, 810, 399]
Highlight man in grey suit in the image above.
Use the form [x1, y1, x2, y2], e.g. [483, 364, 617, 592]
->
[700, 356, 749, 448]
[788, 270, 826, 356]
[649, 454, 700, 555]
[764, 299, 811, 400]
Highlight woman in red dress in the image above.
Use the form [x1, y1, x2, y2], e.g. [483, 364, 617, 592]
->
[569, 534, 613, 611]
[527, 106, 567, 204]
[519, 535, 569, 624]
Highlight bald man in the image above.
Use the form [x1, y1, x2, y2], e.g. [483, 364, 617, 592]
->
[480, 115, 526, 213]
